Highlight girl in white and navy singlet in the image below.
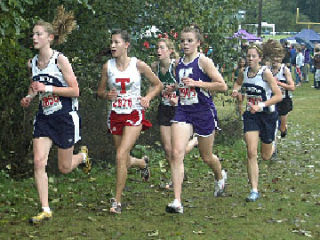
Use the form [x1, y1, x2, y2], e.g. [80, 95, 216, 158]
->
[268, 41, 295, 138]
[20, 18, 90, 224]
[97, 29, 162, 214]
[166, 25, 228, 214]
[232, 44, 282, 202]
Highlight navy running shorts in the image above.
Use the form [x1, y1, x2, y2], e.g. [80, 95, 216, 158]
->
[276, 97, 293, 116]
[33, 111, 81, 149]
[243, 111, 278, 144]
[157, 104, 176, 126]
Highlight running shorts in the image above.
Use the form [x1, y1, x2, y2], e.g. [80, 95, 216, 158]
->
[108, 110, 152, 135]
[276, 97, 293, 116]
[171, 107, 217, 137]
[33, 111, 81, 149]
[243, 111, 278, 144]
[157, 104, 176, 126]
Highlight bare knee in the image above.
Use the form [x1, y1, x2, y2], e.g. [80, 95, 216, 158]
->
[247, 149, 258, 161]
[163, 145, 172, 160]
[172, 148, 184, 164]
[200, 152, 212, 164]
[58, 163, 72, 174]
[116, 149, 130, 168]
[261, 152, 271, 161]
[33, 155, 47, 172]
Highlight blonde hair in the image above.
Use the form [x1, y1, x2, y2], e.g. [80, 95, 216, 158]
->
[35, 5, 76, 45]
[158, 38, 179, 59]
[247, 44, 263, 57]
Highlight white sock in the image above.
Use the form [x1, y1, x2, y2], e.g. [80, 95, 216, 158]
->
[251, 188, 258, 193]
[42, 207, 51, 213]
[80, 153, 87, 163]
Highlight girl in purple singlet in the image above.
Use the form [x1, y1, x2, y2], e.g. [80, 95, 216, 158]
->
[165, 25, 228, 214]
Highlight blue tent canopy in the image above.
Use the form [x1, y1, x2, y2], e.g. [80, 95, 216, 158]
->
[281, 29, 320, 49]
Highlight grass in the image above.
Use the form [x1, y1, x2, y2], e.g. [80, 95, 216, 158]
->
[0, 77, 320, 240]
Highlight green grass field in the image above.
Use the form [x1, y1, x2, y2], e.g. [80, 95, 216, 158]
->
[0, 77, 319, 240]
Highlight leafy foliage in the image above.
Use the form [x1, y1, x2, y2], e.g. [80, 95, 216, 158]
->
[1, 0, 247, 173]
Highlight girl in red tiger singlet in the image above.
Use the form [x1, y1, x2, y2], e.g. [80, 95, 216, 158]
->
[97, 29, 163, 214]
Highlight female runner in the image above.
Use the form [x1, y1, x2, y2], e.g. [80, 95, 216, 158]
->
[20, 7, 90, 224]
[151, 38, 198, 189]
[166, 25, 227, 214]
[232, 44, 282, 202]
[97, 29, 162, 214]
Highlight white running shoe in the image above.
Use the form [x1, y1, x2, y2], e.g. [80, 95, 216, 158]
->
[165, 199, 183, 214]
[214, 169, 227, 197]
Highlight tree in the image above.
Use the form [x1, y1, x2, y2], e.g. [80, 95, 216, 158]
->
[1, 0, 248, 175]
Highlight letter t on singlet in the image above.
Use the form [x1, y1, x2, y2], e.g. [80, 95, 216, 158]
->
[116, 78, 130, 94]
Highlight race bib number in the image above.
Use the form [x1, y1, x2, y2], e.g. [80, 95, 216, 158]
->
[246, 95, 262, 111]
[161, 90, 177, 106]
[111, 95, 140, 114]
[179, 87, 198, 105]
[41, 93, 62, 115]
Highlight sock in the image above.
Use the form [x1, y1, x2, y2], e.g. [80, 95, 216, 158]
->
[42, 207, 51, 213]
[80, 153, 87, 163]
[251, 188, 258, 193]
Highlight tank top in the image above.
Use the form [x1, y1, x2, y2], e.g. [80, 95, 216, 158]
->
[31, 51, 78, 116]
[242, 66, 275, 112]
[273, 64, 292, 98]
[157, 59, 177, 106]
[175, 54, 213, 112]
[107, 57, 143, 114]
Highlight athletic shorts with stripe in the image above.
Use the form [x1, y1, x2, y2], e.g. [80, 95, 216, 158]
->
[171, 107, 217, 137]
[108, 110, 152, 135]
[243, 111, 278, 144]
[33, 111, 81, 149]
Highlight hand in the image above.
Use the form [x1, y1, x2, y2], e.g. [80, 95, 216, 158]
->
[182, 77, 197, 87]
[107, 88, 117, 101]
[231, 89, 239, 98]
[140, 96, 151, 108]
[20, 96, 33, 108]
[248, 102, 262, 114]
[169, 96, 178, 106]
[31, 81, 45, 93]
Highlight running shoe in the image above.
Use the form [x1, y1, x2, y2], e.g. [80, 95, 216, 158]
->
[80, 146, 91, 174]
[246, 191, 260, 202]
[280, 128, 287, 138]
[165, 199, 183, 214]
[214, 169, 227, 197]
[109, 198, 122, 214]
[29, 210, 52, 224]
[140, 156, 150, 181]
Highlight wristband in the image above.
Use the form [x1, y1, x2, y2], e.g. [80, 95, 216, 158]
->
[232, 89, 238, 93]
[26, 94, 34, 99]
[258, 102, 266, 111]
[45, 85, 53, 93]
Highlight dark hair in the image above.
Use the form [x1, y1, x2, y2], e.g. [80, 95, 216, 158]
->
[181, 24, 204, 43]
[111, 29, 131, 43]
[315, 48, 320, 52]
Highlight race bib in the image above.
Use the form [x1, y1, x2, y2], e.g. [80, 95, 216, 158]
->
[179, 87, 198, 105]
[41, 93, 62, 115]
[161, 90, 177, 106]
[111, 95, 140, 114]
[246, 95, 263, 111]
